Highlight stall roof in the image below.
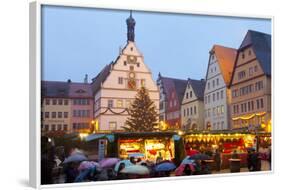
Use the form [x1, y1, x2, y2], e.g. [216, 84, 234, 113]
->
[111, 131, 178, 138]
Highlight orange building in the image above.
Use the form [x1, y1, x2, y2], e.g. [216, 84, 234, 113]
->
[230, 30, 271, 133]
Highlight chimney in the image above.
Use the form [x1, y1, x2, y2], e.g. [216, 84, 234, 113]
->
[84, 74, 88, 84]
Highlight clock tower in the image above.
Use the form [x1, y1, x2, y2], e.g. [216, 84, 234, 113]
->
[126, 10, 136, 42]
[92, 11, 159, 132]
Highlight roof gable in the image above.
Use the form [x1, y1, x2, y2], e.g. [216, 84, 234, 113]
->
[210, 45, 237, 86]
[240, 30, 271, 76]
[188, 79, 206, 100]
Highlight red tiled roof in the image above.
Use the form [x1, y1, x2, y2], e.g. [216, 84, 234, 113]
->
[211, 45, 237, 86]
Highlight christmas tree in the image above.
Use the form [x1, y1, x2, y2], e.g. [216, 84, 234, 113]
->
[123, 87, 158, 132]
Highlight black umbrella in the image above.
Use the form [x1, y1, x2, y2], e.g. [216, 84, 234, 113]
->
[189, 154, 211, 160]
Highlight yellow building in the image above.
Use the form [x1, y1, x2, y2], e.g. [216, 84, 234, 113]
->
[230, 30, 271, 133]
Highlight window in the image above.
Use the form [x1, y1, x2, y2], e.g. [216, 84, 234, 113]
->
[242, 53, 245, 59]
[251, 101, 254, 110]
[248, 102, 251, 111]
[186, 93, 189, 99]
[52, 99, 57, 105]
[141, 79, 145, 87]
[213, 108, 216, 116]
[63, 124, 68, 131]
[213, 94, 215, 102]
[108, 100, 113, 108]
[217, 122, 220, 129]
[126, 100, 132, 108]
[130, 47, 133, 51]
[45, 99, 50, 105]
[249, 67, 254, 76]
[244, 103, 247, 112]
[118, 77, 123, 84]
[51, 124, 56, 131]
[57, 124, 62, 131]
[241, 104, 244, 113]
[190, 91, 193, 98]
[64, 112, 68, 118]
[190, 107, 193, 115]
[174, 100, 177, 106]
[221, 121, 224, 129]
[58, 99, 63, 105]
[45, 112, 49, 119]
[58, 112, 62, 118]
[52, 112, 56, 118]
[238, 71, 246, 80]
[194, 106, 197, 115]
[109, 122, 117, 130]
[260, 98, 264, 108]
[221, 105, 224, 113]
[208, 82, 210, 90]
[45, 125, 49, 131]
[211, 68, 213, 73]
[213, 123, 216, 130]
[130, 66, 134, 71]
[221, 90, 223, 99]
[217, 92, 219, 100]
[208, 109, 211, 117]
[204, 96, 207, 104]
[217, 106, 221, 115]
[254, 65, 258, 72]
[248, 49, 252, 56]
[255, 81, 263, 91]
[214, 67, 216, 72]
[187, 108, 189, 116]
[124, 61, 127, 66]
[117, 100, 123, 108]
[208, 95, 210, 103]
[212, 80, 215, 88]
[216, 78, 219, 86]
[64, 99, 68, 105]
[183, 109, 186, 117]
[137, 62, 140, 67]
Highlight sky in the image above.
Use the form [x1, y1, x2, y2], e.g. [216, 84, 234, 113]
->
[41, 5, 271, 82]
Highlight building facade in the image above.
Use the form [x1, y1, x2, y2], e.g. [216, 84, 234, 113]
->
[92, 13, 159, 132]
[69, 82, 94, 133]
[41, 81, 71, 136]
[157, 74, 187, 130]
[204, 45, 237, 131]
[181, 78, 206, 131]
[41, 80, 94, 136]
[230, 30, 271, 133]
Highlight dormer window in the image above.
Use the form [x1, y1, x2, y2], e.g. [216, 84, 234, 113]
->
[242, 53, 245, 59]
[131, 47, 133, 51]
[137, 62, 140, 67]
[124, 61, 127, 66]
[75, 89, 86, 93]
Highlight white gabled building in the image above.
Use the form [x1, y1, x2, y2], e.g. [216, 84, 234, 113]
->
[181, 78, 206, 131]
[91, 13, 159, 132]
[204, 45, 237, 131]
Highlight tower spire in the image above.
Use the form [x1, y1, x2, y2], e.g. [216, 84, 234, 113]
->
[126, 10, 136, 42]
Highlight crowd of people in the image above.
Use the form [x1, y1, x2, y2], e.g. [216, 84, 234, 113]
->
[41, 136, 272, 185]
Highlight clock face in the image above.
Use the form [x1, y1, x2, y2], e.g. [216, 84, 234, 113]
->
[129, 72, 135, 78]
[127, 55, 137, 64]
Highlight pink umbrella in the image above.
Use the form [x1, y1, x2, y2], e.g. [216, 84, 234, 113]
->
[175, 164, 185, 176]
[99, 158, 120, 168]
[78, 161, 100, 171]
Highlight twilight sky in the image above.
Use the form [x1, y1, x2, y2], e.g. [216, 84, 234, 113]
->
[41, 5, 271, 82]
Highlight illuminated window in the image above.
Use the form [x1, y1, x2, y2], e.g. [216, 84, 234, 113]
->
[221, 105, 224, 113]
[141, 79, 145, 87]
[109, 122, 117, 130]
[117, 100, 123, 108]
